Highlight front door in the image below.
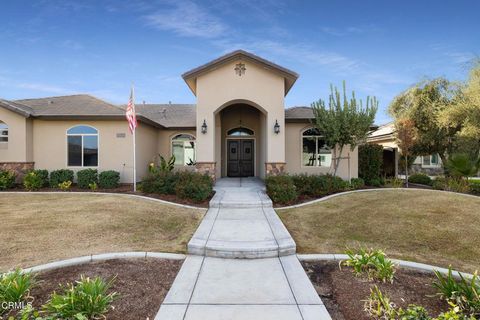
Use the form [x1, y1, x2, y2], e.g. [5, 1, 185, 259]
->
[227, 139, 254, 177]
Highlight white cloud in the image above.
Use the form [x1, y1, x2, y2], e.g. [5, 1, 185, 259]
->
[144, 1, 227, 38]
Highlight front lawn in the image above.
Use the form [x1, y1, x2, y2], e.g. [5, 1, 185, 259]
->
[278, 189, 480, 273]
[0, 193, 205, 271]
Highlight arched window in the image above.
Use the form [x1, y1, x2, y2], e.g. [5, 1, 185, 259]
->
[0, 121, 8, 143]
[172, 134, 196, 166]
[302, 127, 332, 167]
[67, 125, 98, 167]
[227, 127, 254, 136]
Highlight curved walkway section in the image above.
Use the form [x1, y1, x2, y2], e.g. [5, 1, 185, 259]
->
[188, 178, 295, 259]
[156, 178, 332, 320]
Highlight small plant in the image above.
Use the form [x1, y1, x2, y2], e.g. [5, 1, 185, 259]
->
[0, 169, 16, 190]
[98, 170, 120, 189]
[43, 276, 118, 319]
[342, 248, 396, 282]
[363, 285, 397, 319]
[50, 169, 74, 188]
[0, 269, 36, 315]
[397, 305, 431, 320]
[76, 169, 98, 189]
[408, 173, 433, 186]
[387, 177, 404, 188]
[58, 180, 72, 191]
[23, 171, 44, 191]
[433, 268, 480, 317]
[88, 182, 98, 191]
[470, 180, 480, 195]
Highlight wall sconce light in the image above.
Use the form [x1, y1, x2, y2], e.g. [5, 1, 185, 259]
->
[201, 119, 208, 134]
[274, 120, 280, 134]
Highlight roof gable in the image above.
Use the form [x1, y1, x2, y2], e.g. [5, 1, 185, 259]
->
[182, 50, 299, 96]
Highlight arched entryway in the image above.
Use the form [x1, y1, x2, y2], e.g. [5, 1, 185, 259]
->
[215, 103, 267, 178]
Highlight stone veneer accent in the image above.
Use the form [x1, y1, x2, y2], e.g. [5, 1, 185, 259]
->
[196, 162, 216, 181]
[0, 162, 34, 182]
[265, 162, 286, 176]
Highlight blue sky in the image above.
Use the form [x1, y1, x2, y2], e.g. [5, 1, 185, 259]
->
[1, 0, 479, 124]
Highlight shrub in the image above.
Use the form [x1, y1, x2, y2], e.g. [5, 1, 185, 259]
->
[0, 170, 16, 190]
[34, 169, 49, 187]
[50, 169, 74, 188]
[0, 269, 36, 315]
[433, 267, 480, 316]
[142, 172, 179, 195]
[98, 170, 120, 189]
[386, 177, 404, 188]
[175, 172, 213, 202]
[58, 180, 72, 191]
[43, 276, 117, 319]
[350, 178, 365, 189]
[359, 144, 384, 185]
[23, 171, 44, 191]
[397, 305, 431, 320]
[368, 177, 384, 187]
[291, 174, 349, 198]
[265, 175, 297, 204]
[342, 248, 396, 283]
[409, 173, 433, 186]
[76, 169, 98, 189]
[470, 180, 480, 195]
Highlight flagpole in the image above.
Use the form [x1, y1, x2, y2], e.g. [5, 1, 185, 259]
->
[132, 85, 137, 192]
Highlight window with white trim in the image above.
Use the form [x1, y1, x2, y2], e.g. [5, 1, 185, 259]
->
[0, 122, 7, 143]
[302, 128, 332, 167]
[67, 125, 98, 167]
[422, 154, 440, 166]
[172, 134, 196, 166]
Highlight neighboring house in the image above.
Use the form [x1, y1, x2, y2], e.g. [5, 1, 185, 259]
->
[0, 50, 358, 183]
[367, 122, 443, 176]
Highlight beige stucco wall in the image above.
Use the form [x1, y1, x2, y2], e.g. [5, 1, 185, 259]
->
[285, 122, 358, 180]
[32, 119, 157, 183]
[195, 59, 286, 178]
[0, 108, 29, 162]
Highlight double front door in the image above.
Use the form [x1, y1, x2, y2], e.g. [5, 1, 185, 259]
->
[227, 139, 254, 177]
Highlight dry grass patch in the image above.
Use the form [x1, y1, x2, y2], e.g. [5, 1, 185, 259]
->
[278, 189, 480, 273]
[0, 193, 205, 271]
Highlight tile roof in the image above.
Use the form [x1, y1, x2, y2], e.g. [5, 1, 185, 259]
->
[15, 94, 125, 116]
[1, 94, 316, 128]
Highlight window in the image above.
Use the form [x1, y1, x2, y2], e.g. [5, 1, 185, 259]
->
[227, 127, 254, 136]
[67, 125, 98, 167]
[0, 122, 7, 142]
[302, 128, 332, 167]
[422, 154, 440, 167]
[172, 134, 196, 166]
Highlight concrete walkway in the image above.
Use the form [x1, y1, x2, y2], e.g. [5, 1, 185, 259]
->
[156, 178, 331, 320]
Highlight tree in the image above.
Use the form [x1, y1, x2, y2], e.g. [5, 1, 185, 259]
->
[312, 81, 378, 177]
[389, 78, 459, 172]
[395, 118, 416, 187]
[439, 61, 480, 157]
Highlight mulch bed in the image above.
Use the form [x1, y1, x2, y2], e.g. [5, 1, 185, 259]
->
[302, 260, 449, 320]
[5, 184, 212, 207]
[27, 258, 182, 320]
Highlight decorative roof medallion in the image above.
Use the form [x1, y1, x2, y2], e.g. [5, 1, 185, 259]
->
[234, 62, 246, 76]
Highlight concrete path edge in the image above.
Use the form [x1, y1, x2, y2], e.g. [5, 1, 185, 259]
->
[19, 252, 186, 274]
[297, 254, 475, 279]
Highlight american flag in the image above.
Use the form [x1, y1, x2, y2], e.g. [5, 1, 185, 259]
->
[126, 86, 137, 134]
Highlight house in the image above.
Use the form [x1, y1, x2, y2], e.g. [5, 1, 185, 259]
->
[367, 122, 443, 176]
[0, 50, 358, 183]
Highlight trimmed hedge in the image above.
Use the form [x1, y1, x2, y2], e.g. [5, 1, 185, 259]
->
[34, 169, 50, 187]
[359, 144, 384, 186]
[50, 169, 74, 188]
[408, 173, 432, 186]
[77, 169, 98, 189]
[0, 170, 16, 190]
[23, 171, 46, 191]
[265, 175, 297, 204]
[98, 170, 120, 189]
[175, 172, 213, 202]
